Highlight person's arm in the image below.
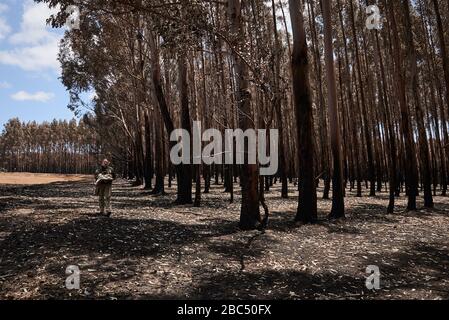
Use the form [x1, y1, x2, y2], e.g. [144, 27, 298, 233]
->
[111, 167, 117, 180]
[95, 169, 100, 180]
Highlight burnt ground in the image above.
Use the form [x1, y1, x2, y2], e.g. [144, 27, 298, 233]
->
[0, 178, 449, 300]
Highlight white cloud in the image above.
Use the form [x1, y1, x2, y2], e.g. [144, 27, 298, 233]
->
[9, 1, 59, 45]
[0, 19, 11, 39]
[11, 90, 55, 102]
[0, 0, 62, 72]
[0, 81, 11, 89]
[0, 4, 11, 40]
[0, 38, 60, 71]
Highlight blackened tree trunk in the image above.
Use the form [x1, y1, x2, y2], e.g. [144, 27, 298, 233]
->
[289, 0, 318, 223]
[143, 110, 153, 190]
[323, 0, 345, 219]
[387, 0, 419, 211]
[402, 0, 433, 208]
[177, 51, 193, 205]
[228, 0, 261, 230]
[271, 0, 288, 199]
[349, 0, 376, 197]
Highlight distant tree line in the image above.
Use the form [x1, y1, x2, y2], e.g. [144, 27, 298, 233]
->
[0, 118, 101, 174]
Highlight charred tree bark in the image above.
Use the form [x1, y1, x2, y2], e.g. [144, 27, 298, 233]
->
[289, 0, 318, 223]
[323, 0, 345, 219]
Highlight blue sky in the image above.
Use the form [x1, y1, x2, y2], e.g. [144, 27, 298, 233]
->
[0, 0, 76, 128]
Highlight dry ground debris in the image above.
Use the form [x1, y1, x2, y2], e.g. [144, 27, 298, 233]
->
[1, 177, 448, 300]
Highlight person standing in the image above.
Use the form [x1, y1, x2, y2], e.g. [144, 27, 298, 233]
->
[95, 159, 116, 217]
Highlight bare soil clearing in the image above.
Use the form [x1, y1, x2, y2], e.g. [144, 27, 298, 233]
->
[0, 173, 90, 185]
[0, 175, 448, 300]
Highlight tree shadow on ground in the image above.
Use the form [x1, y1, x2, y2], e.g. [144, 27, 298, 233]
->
[0, 216, 240, 281]
[361, 242, 449, 299]
[183, 268, 373, 300]
[1, 180, 236, 212]
[19, 240, 449, 300]
[181, 241, 449, 300]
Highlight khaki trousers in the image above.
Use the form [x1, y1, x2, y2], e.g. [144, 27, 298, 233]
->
[98, 183, 112, 213]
